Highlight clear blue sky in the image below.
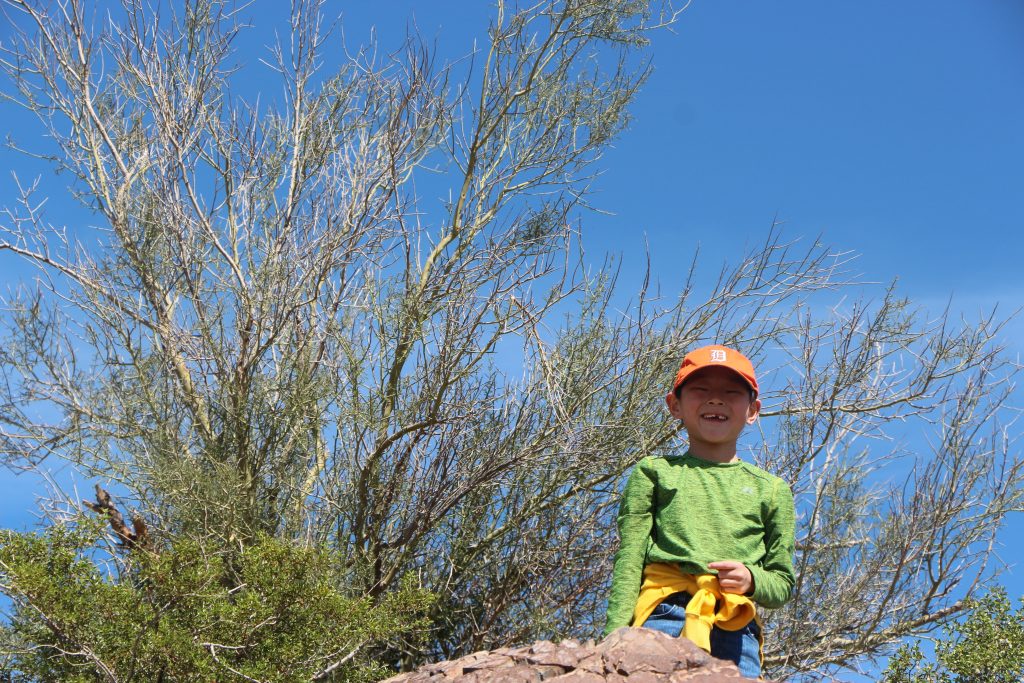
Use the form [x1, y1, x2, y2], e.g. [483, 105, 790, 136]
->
[1, 0, 1022, 673]
[336, 0, 1024, 329]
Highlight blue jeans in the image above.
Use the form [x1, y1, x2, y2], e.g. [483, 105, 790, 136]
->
[642, 592, 762, 679]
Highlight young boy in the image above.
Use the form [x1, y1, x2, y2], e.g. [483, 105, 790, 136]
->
[602, 344, 795, 679]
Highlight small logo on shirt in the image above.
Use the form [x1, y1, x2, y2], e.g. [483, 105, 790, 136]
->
[740, 486, 755, 495]
[710, 349, 727, 362]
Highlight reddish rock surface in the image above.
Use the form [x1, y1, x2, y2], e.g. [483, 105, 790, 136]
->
[382, 627, 760, 682]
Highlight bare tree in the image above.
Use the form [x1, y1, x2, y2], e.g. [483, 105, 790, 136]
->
[0, 0, 1019, 680]
[760, 298, 1022, 679]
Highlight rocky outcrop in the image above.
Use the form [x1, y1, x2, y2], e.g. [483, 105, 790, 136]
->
[382, 627, 757, 681]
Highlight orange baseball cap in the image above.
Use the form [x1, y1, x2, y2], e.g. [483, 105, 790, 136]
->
[669, 344, 759, 397]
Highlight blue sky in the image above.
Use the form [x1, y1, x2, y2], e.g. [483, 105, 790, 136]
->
[1, 0, 1022, 675]
[337, 0, 1024, 327]
[592, 0, 1024, 299]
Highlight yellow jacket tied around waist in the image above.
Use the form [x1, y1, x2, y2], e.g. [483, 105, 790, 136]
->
[632, 563, 762, 657]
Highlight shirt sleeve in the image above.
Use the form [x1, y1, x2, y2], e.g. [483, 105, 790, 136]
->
[747, 478, 796, 608]
[603, 458, 656, 636]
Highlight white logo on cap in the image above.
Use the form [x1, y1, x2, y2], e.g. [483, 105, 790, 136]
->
[710, 349, 727, 362]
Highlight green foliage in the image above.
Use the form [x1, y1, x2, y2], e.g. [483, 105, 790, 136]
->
[0, 521, 433, 682]
[882, 587, 1024, 683]
[884, 641, 933, 683]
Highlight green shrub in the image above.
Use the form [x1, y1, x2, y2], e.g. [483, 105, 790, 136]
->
[0, 521, 433, 682]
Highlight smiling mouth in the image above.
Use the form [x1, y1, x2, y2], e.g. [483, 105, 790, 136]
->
[701, 413, 728, 421]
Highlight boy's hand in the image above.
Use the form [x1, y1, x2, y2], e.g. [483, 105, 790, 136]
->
[708, 561, 753, 595]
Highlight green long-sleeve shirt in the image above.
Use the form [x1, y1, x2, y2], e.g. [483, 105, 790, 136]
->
[603, 452, 796, 636]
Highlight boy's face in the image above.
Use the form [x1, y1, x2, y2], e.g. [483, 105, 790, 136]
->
[665, 366, 761, 451]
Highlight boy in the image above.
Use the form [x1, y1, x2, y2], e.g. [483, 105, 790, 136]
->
[602, 344, 795, 679]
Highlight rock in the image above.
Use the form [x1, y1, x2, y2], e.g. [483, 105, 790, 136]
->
[381, 628, 770, 682]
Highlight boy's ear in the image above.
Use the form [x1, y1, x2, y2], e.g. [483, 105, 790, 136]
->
[745, 398, 761, 425]
[665, 392, 684, 420]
